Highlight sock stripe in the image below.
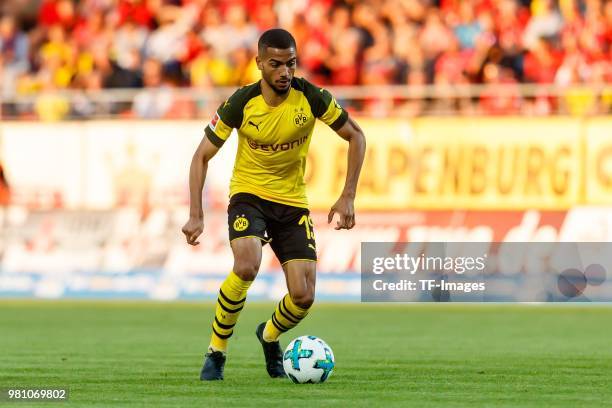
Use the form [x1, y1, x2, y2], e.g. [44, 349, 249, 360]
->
[212, 325, 233, 339]
[274, 311, 295, 330]
[270, 318, 288, 333]
[277, 302, 300, 324]
[271, 314, 289, 332]
[219, 289, 246, 306]
[214, 316, 235, 330]
[282, 296, 302, 321]
[212, 323, 232, 336]
[217, 299, 244, 314]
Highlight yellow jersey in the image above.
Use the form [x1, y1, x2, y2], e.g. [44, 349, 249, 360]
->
[205, 77, 348, 208]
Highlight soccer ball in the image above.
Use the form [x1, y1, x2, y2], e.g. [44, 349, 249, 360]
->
[283, 335, 335, 384]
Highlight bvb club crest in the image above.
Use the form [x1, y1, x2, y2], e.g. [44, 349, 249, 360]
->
[233, 215, 249, 231]
[293, 112, 308, 128]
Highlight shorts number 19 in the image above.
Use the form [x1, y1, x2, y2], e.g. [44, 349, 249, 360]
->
[298, 215, 315, 240]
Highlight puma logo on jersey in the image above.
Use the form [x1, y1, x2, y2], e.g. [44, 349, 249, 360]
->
[248, 120, 261, 131]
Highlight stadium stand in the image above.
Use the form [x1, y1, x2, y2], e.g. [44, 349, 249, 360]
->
[0, 0, 610, 117]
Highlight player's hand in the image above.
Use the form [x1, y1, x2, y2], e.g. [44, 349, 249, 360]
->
[328, 195, 356, 230]
[182, 217, 204, 245]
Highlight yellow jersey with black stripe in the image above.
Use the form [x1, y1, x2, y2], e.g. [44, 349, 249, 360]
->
[205, 77, 348, 208]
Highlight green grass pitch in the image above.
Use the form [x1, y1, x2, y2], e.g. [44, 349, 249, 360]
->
[1, 301, 611, 407]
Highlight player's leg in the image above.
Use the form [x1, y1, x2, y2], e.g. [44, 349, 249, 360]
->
[263, 260, 316, 340]
[201, 237, 263, 381]
[208, 237, 262, 352]
[255, 207, 317, 378]
[201, 194, 267, 381]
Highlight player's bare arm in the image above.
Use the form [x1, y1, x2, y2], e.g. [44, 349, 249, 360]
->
[328, 116, 366, 231]
[181, 136, 221, 246]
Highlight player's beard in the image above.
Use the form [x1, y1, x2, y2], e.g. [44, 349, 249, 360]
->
[265, 76, 291, 95]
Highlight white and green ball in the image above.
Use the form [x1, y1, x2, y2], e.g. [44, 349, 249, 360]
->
[283, 336, 335, 384]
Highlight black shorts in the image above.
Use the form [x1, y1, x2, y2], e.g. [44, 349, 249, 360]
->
[228, 193, 317, 265]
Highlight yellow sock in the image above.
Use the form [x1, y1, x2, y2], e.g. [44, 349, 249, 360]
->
[262, 294, 310, 342]
[209, 271, 252, 352]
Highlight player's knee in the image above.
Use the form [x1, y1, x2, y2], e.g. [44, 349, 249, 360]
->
[233, 261, 259, 281]
[291, 291, 315, 309]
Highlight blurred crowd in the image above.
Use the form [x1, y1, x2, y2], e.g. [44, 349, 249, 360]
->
[0, 0, 610, 119]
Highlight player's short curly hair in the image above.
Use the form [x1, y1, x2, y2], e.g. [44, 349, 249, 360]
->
[258, 28, 297, 55]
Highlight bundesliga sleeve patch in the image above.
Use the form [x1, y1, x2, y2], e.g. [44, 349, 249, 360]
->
[209, 111, 220, 131]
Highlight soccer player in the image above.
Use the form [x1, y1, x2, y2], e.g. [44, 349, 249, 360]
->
[181, 28, 366, 381]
